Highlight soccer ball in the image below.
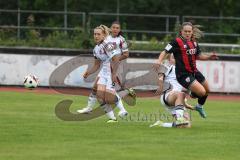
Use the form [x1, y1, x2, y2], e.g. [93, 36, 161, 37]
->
[23, 74, 39, 89]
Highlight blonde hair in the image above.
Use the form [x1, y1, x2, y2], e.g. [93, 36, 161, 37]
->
[179, 22, 204, 40]
[164, 54, 171, 61]
[163, 53, 175, 65]
[94, 24, 111, 37]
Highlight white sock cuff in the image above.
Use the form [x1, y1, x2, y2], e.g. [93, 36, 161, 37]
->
[162, 122, 173, 128]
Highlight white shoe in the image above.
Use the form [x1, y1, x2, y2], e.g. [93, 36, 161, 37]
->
[118, 110, 128, 118]
[77, 107, 93, 114]
[149, 120, 163, 127]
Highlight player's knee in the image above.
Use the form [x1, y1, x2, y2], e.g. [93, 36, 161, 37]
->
[105, 95, 118, 104]
[92, 87, 97, 94]
[104, 99, 113, 104]
[96, 91, 104, 102]
[97, 98, 105, 105]
[198, 89, 206, 97]
[178, 92, 185, 99]
[104, 95, 111, 104]
[205, 87, 210, 94]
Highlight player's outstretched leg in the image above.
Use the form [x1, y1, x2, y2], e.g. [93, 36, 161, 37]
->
[118, 88, 136, 106]
[100, 103, 118, 123]
[77, 91, 97, 114]
[115, 93, 128, 118]
[172, 105, 189, 127]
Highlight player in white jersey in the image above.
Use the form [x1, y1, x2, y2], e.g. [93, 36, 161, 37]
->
[151, 54, 195, 128]
[77, 21, 135, 117]
[82, 24, 123, 122]
[106, 21, 129, 62]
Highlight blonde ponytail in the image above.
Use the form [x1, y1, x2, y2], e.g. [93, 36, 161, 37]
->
[95, 24, 111, 37]
[192, 24, 204, 40]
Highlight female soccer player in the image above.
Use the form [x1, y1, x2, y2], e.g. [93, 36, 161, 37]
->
[154, 22, 218, 118]
[77, 21, 134, 117]
[82, 24, 122, 122]
[151, 54, 194, 128]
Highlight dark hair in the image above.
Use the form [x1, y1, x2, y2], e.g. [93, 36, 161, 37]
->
[111, 21, 123, 36]
[111, 21, 121, 26]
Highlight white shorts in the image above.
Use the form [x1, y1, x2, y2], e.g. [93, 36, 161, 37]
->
[160, 91, 174, 113]
[97, 75, 115, 91]
[160, 90, 187, 115]
[98, 68, 111, 78]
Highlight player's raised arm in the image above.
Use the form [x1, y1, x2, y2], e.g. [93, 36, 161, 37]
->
[197, 52, 219, 60]
[153, 50, 167, 72]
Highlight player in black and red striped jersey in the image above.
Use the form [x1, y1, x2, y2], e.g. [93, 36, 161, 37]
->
[154, 22, 218, 118]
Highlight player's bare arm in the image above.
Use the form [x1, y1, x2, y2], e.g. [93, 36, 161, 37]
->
[83, 59, 101, 78]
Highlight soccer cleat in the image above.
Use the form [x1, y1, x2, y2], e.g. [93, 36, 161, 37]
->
[127, 88, 136, 98]
[107, 119, 118, 123]
[149, 120, 163, 127]
[122, 88, 137, 106]
[195, 106, 207, 118]
[175, 117, 189, 126]
[118, 110, 128, 118]
[76, 107, 93, 114]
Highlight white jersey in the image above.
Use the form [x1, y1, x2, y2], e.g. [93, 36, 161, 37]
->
[93, 39, 118, 77]
[163, 64, 182, 92]
[160, 64, 183, 110]
[105, 35, 128, 55]
[93, 39, 117, 63]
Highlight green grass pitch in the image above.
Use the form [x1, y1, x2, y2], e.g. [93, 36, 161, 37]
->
[0, 91, 240, 160]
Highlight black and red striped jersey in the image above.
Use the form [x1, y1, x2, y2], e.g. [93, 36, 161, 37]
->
[164, 36, 201, 73]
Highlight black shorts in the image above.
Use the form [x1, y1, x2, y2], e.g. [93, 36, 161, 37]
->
[176, 71, 206, 89]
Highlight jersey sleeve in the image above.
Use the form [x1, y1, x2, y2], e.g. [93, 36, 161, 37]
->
[93, 49, 97, 59]
[119, 36, 129, 52]
[164, 39, 178, 54]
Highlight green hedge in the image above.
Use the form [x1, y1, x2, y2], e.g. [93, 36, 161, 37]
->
[0, 28, 95, 49]
[0, 28, 240, 54]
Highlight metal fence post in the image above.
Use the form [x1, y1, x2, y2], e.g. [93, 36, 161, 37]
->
[17, 0, 21, 39]
[166, 17, 169, 33]
[116, 0, 120, 21]
[182, 16, 185, 23]
[64, 0, 68, 33]
[82, 12, 86, 32]
[87, 14, 91, 34]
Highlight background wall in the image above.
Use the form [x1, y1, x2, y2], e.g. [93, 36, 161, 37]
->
[0, 53, 239, 93]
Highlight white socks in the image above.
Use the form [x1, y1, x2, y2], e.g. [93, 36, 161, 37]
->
[87, 93, 97, 108]
[87, 92, 126, 120]
[101, 104, 116, 120]
[115, 94, 127, 113]
[172, 105, 185, 119]
[162, 123, 173, 128]
[117, 89, 129, 98]
[87, 93, 126, 111]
